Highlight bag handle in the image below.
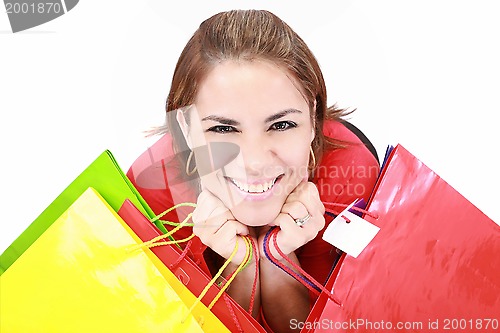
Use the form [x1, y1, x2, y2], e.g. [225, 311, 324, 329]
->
[322, 201, 379, 220]
[129, 203, 258, 329]
[262, 201, 379, 305]
[222, 236, 259, 314]
[154, 202, 196, 227]
[184, 235, 255, 322]
[128, 202, 196, 252]
[263, 227, 342, 306]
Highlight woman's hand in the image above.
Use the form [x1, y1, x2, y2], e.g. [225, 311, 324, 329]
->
[255, 181, 324, 332]
[192, 189, 252, 265]
[263, 181, 326, 258]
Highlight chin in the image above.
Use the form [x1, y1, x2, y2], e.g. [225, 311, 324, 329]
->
[230, 204, 281, 227]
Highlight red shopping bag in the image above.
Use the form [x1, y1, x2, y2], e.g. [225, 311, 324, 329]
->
[117, 199, 266, 333]
[306, 144, 500, 332]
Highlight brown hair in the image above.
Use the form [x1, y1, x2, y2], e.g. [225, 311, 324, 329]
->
[163, 9, 349, 172]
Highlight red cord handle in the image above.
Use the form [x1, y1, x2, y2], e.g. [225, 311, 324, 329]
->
[168, 239, 193, 270]
[247, 236, 259, 314]
[322, 201, 379, 219]
[267, 228, 342, 306]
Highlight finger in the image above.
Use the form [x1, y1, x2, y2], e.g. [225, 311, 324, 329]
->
[278, 213, 324, 247]
[192, 190, 230, 224]
[192, 191, 214, 222]
[291, 181, 319, 199]
[195, 208, 234, 234]
[278, 208, 323, 238]
[193, 213, 235, 248]
[281, 201, 309, 221]
[222, 234, 251, 265]
[270, 212, 294, 228]
[287, 182, 324, 217]
[215, 219, 249, 238]
[202, 220, 250, 263]
[270, 213, 302, 255]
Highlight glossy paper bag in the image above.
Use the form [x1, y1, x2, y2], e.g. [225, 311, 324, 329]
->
[309, 144, 500, 332]
[0, 150, 157, 274]
[118, 199, 267, 333]
[0, 188, 229, 333]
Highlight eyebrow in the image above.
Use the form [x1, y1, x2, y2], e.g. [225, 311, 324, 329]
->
[201, 108, 303, 125]
[201, 115, 240, 126]
[265, 109, 302, 123]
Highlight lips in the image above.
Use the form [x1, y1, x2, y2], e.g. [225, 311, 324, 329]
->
[226, 175, 283, 194]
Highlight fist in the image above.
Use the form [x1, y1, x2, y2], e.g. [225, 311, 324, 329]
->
[267, 181, 325, 256]
[192, 190, 251, 264]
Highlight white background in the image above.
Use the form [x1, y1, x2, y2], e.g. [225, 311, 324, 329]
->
[1, 1, 499, 253]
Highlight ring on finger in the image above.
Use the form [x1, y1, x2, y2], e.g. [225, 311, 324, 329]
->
[294, 213, 311, 227]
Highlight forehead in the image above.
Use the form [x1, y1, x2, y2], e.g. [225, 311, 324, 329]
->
[194, 60, 309, 118]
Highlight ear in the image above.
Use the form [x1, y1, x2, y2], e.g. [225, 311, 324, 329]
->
[176, 109, 193, 149]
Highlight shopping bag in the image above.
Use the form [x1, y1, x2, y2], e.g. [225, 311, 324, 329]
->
[308, 144, 500, 332]
[0, 150, 156, 274]
[118, 199, 267, 333]
[0, 187, 230, 333]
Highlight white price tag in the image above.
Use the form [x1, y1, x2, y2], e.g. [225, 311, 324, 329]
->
[322, 201, 380, 258]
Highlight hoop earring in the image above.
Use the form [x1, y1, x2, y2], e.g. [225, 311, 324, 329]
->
[309, 146, 316, 169]
[186, 150, 197, 176]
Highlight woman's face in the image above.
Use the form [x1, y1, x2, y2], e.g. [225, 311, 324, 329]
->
[178, 60, 314, 226]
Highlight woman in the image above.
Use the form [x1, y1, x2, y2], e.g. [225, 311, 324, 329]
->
[127, 9, 379, 332]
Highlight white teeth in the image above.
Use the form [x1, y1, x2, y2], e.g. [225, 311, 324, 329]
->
[231, 178, 277, 193]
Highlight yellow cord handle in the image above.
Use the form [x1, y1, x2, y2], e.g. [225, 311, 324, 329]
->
[182, 239, 239, 323]
[150, 202, 197, 223]
[183, 235, 253, 322]
[146, 234, 196, 248]
[129, 203, 195, 252]
[129, 202, 254, 326]
[153, 202, 196, 227]
[208, 236, 252, 309]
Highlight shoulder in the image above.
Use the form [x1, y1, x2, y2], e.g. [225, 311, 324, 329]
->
[320, 120, 379, 169]
[297, 121, 380, 283]
[126, 133, 197, 216]
[313, 120, 380, 205]
[127, 134, 174, 188]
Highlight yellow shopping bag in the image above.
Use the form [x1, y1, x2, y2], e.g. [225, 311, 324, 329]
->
[0, 187, 229, 333]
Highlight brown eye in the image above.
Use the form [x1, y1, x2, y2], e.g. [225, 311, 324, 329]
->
[207, 125, 238, 134]
[269, 121, 297, 131]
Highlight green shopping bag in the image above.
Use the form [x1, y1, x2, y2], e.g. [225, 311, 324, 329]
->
[0, 150, 161, 274]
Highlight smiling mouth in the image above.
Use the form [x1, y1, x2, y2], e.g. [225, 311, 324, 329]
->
[226, 175, 284, 194]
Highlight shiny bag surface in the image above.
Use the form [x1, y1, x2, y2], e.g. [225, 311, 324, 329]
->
[0, 188, 229, 333]
[118, 199, 267, 333]
[0, 150, 156, 274]
[308, 144, 500, 332]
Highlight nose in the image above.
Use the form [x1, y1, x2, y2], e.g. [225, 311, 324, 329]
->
[237, 135, 276, 176]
